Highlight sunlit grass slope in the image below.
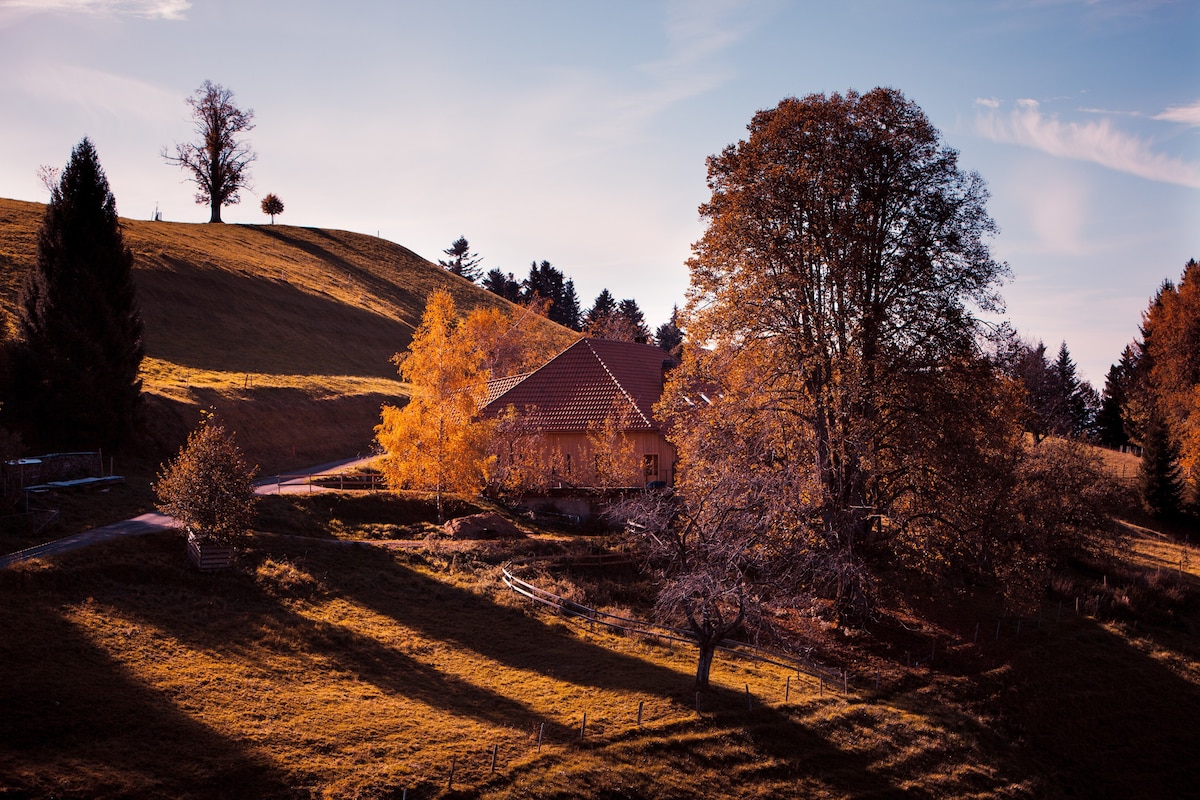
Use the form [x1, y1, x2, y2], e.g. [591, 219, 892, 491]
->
[0, 198, 573, 472]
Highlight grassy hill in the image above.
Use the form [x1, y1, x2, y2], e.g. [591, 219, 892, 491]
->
[0, 197, 574, 473]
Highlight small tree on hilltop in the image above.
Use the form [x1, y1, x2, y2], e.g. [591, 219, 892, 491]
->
[155, 411, 258, 544]
[163, 80, 256, 223]
[260, 193, 284, 224]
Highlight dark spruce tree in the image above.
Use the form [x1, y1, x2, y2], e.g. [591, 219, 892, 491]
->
[17, 137, 144, 450]
[1138, 410, 1185, 518]
[437, 236, 483, 282]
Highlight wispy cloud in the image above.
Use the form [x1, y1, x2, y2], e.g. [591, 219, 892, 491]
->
[1155, 99, 1200, 126]
[12, 62, 180, 121]
[975, 99, 1200, 189]
[0, 0, 189, 21]
[975, 97, 1001, 109]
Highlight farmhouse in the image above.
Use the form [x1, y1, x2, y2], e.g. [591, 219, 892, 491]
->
[481, 337, 677, 490]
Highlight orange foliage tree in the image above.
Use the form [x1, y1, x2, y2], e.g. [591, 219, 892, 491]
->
[1145, 260, 1200, 502]
[154, 411, 258, 544]
[633, 89, 1063, 628]
[376, 290, 495, 522]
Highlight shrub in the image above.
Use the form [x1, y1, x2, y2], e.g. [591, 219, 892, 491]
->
[154, 411, 257, 543]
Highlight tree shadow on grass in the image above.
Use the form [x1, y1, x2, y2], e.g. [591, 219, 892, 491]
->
[250, 226, 429, 321]
[137, 254, 410, 377]
[986, 615, 1200, 798]
[0, 575, 295, 798]
[79, 536, 576, 742]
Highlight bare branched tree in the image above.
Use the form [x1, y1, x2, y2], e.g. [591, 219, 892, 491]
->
[162, 80, 255, 223]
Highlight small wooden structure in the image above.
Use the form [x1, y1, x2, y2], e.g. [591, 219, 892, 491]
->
[186, 531, 234, 571]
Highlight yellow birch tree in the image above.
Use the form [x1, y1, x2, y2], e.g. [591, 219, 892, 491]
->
[376, 290, 494, 522]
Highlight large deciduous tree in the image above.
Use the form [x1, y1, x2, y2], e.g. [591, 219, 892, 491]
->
[375, 290, 495, 522]
[163, 80, 256, 223]
[676, 88, 1013, 623]
[16, 137, 144, 449]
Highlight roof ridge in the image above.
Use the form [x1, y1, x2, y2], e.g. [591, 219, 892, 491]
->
[585, 339, 655, 428]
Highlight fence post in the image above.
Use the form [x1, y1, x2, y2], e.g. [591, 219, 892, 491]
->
[537, 722, 545, 753]
[448, 756, 456, 790]
[745, 684, 752, 711]
[491, 744, 498, 773]
[580, 713, 586, 740]
[785, 675, 791, 702]
[637, 700, 644, 727]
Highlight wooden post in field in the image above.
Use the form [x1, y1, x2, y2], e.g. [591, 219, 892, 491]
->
[580, 713, 586, 740]
[448, 757, 456, 790]
[785, 675, 791, 702]
[491, 744, 498, 772]
[537, 722, 545, 753]
[745, 683, 752, 711]
[637, 700, 644, 727]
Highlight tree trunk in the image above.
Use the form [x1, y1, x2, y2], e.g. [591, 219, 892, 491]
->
[209, 199, 223, 223]
[695, 638, 716, 690]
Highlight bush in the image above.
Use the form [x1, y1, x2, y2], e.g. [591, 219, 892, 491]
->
[154, 411, 257, 543]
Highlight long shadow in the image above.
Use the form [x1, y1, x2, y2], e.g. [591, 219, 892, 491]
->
[493, 698, 916, 798]
[251, 226, 429, 321]
[135, 255, 410, 377]
[988, 615, 1200, 798]
[84, 536, 574, 740]
[282, 539, 709, 699]
[0, 577, 294, 798]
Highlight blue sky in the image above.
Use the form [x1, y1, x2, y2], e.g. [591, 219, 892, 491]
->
[1, 0, 1196, 384]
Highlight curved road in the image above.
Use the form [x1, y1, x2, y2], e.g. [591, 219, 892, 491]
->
[0, 456, 375, 570]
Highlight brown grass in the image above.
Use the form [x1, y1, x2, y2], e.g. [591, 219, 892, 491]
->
[4, 491, 1198, 798]
[0, 198, 575, 474]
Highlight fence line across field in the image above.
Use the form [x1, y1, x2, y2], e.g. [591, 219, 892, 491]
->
[500, 562, 844, 690]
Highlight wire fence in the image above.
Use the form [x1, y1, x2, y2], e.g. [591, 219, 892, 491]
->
[500, 562, 844, 689]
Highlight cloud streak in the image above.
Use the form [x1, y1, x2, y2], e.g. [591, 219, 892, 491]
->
[0, 0, 189, 21]
[975, 99, 1200, 189]
[1155, 99, 1200, 126]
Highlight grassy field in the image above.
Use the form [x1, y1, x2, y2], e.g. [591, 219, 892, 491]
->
[2, 490, 1198, 799]
[0, 198, 575, 475]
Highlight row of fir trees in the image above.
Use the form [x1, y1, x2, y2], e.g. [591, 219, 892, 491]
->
[437, 237, 683, 354]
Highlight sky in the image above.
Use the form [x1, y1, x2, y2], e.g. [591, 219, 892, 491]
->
[1, 0, 1196, 385]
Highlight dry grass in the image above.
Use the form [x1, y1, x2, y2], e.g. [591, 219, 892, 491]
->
[0, 198, 575, 474]
[5, 490, 1198, 798]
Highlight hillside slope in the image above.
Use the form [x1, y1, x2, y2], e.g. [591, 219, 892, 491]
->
[0, 198, 574, 472]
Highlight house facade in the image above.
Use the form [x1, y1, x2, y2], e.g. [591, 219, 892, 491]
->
[481, 338, 677, 490]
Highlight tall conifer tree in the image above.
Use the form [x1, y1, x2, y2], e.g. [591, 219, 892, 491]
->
[17, 137, 144, 449]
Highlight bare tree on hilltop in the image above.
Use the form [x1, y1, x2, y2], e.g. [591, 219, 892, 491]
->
[163, 80, 256, 223]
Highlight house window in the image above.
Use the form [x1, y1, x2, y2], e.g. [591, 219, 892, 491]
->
[643, 454, 659, 481]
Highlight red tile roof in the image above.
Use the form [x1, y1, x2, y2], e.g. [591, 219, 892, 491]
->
[482, 338, 675, 432]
